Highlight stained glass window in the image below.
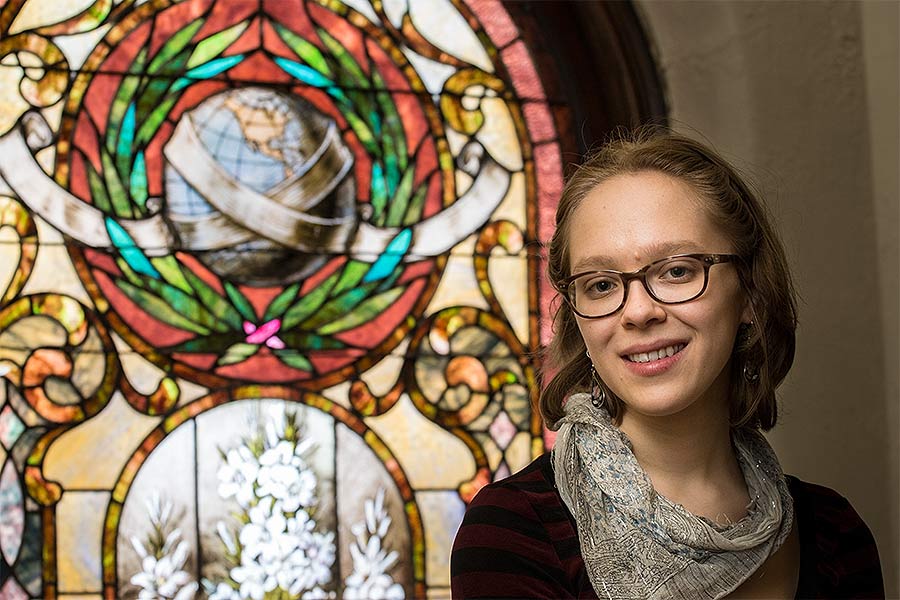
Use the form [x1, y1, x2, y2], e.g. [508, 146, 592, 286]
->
[0, 0, 571, 597]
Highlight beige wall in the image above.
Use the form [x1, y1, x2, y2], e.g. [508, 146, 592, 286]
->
[637, 1, 899, 595]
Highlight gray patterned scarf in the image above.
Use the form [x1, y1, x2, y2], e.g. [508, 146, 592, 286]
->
[551, 393, 793, 599]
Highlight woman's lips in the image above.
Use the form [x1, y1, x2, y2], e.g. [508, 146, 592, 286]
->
[621, 343, 686, 376]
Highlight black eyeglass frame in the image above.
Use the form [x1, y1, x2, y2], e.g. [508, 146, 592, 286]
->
[559, 253, 739, 319]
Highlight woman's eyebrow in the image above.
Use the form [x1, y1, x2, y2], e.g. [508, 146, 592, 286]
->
[571, 240, 704, 272]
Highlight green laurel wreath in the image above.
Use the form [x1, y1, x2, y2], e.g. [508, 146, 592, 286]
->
[89, 15, 432, 372]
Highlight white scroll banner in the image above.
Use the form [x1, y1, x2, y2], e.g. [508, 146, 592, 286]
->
[0, 111, 512, 262]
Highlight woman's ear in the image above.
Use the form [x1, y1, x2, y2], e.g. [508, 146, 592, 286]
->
[740, 294, 754, 326]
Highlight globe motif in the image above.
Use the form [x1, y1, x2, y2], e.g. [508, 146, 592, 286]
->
[164, 87, 356, 285]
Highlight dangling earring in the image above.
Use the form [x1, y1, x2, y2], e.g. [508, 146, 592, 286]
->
[586, 351, 605, 409]
[740, 321, 760, 382]
[743, 363, 760, 383]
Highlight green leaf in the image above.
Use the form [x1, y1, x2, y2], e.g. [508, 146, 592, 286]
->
[107, 74, 142, 155]
[85, 159, 111, 213]
[180, 269, 243, 330]
[217, 342, 259, 366]
[116, 280, 210, 335]
[274, 23, 332, 76]
[147, 19, 204, 74]
[318, 28, 369, 88]
[135, 93, 179, 147]
[384, 164, 417, 227]
[224, 281, 257, 322]
[317, 286, 406, 335]
[299, 282, 377, 329]
[402, 183, 429, 226]
[187, 21, 248, 69]
[332, 261, 369, 295]
[278, 331, 345, 350]
[273, 350, 313, 372]
[140, 277, 231, 333]
[107, 48, 148, 150]
[149, 256, 193, 294]
[263, 282, 301, 321]
[163, 330, 243, 353]
[114, 256, 144, 287]
[281, 272, 339, 330]
[341, 109, 377, 156]
[136, 77, 176, 124]
[373, 70, 407, 166]
[100, 147, 132, 217]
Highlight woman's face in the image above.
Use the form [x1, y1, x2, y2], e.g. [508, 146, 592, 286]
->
[568, 170, 750, 419]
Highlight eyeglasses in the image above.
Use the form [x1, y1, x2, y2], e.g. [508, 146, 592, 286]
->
[560, 253, 738, 319]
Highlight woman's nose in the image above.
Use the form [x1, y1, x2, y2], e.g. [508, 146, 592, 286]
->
[620, 279, 666, 328]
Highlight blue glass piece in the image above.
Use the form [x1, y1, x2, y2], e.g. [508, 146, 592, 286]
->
[105, 217, 160, 279]
[170, 77, 192, 92]
[130, 151, 148, 207]
[364, 228, 411, 283]
[117, 103, 136, 159]
[185, 55, 243, 80]
[274, 57, 334, 88]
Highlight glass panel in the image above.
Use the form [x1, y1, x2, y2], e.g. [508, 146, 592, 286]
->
[0, 0, 564, 597]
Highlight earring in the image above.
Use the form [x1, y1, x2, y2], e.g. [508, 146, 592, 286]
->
[743, 363, 760, 383]
[740, 321, 759, 382]
[586, 351, 605, 409]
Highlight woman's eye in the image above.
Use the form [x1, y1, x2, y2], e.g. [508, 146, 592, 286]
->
[660, 262, 699, 281]
[582, 277, 617, 296]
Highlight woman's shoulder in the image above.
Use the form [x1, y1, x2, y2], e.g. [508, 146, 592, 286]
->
[451, 453, 597, 599]
[455, 453, 567, 537]
[787, 475, 885, 598]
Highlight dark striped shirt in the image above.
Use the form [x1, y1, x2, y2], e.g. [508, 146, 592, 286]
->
[451, 453, 883, 599]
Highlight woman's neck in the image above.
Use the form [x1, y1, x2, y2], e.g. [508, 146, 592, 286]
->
[618, 394, 750, 521]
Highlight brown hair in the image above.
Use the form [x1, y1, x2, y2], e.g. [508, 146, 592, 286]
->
[541, 127, 797, 431]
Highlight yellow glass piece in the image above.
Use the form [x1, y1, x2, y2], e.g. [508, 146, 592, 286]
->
[366, 394, 475, 488]
[426, 252, 490, 316]
[416, 490, 466, 586]
[340, 0, 379, 24]
[9, 0, 100, 34]
[476, 97, 524, 172]
[173, 377, 210, 408]
[117, 334, 168, 396]
[321, 379, 352, 408]
[488, 254, 529, 344]
[0, 62, 31, 135]
[20, 233, 91, 305]
[481, 435, 502, 471]
[407, 0, 493, 72]
[0, 315, 67, 372]
[53, 25, 113, 71]
[492, 171, 527, 231]
[44, 393, 160, 489]
[505, 431, 534, 473]
[56, 491, 108, 592]
[360, 338, 408, 396]
[0, 223, 21, 300]
[426, 588, 452, 600]
[403, 47, 456, 95]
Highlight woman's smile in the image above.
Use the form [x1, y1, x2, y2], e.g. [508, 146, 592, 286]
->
[621, 341, 687, 375]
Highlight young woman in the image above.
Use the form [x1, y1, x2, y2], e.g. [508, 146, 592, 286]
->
[450, 129, 883, 599]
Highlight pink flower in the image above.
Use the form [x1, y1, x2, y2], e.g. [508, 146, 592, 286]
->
[243, 319, 286, 349]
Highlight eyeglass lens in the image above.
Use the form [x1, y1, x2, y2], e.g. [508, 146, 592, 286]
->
[569, 256, 708, 317]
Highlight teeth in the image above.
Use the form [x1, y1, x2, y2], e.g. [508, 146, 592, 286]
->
[627, 344, 684, 363]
